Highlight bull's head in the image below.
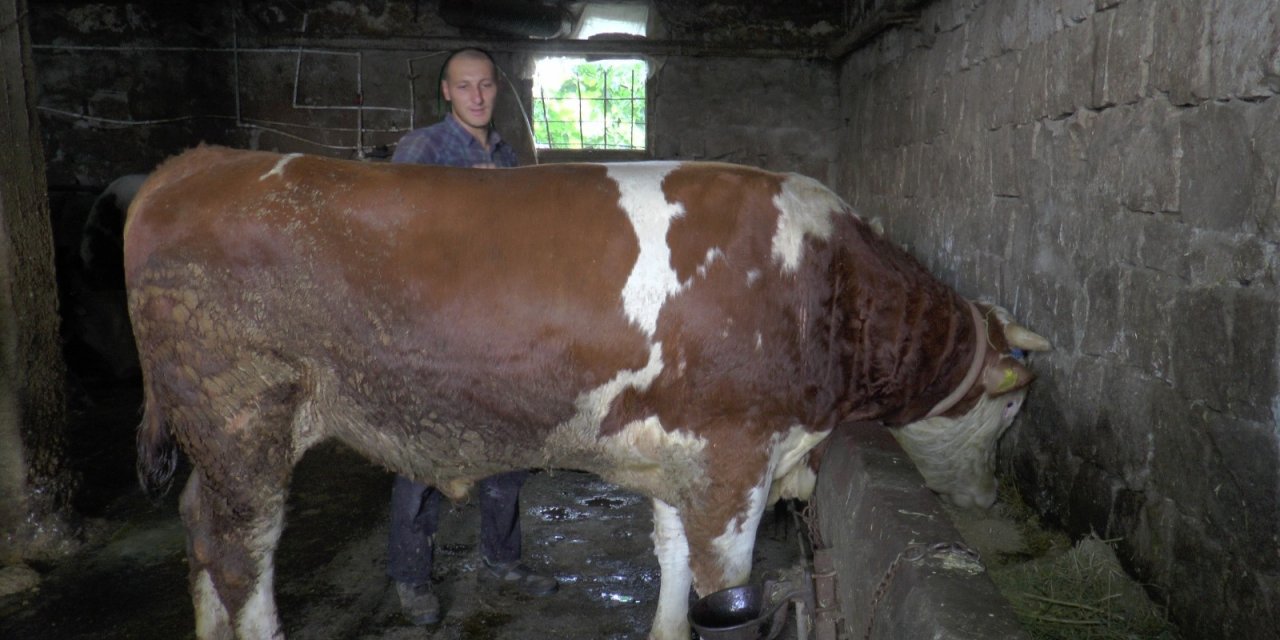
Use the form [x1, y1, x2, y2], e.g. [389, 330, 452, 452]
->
[891, 303, 1051, 508]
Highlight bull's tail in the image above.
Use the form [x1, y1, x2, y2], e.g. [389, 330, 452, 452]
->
[136, 385, 178, 500]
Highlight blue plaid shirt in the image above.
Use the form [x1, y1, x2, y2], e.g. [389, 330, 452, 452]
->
[391, 113, 518, 168]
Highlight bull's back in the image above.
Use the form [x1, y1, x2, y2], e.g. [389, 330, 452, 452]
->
[123, 150, 709, 479]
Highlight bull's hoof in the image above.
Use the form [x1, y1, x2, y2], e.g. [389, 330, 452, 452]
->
[395, 581, 442, 625]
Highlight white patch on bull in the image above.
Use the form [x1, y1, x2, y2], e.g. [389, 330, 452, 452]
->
[754, 331, 763, 351]
[770, 173, 851, 272]
[259, 153, 303, 182]
[650, 499, 694, 640]
[772, 464, 818, 504]
[710, 474, 769, 588]
[193, 569, 231, 639]
[236, 512, 285, 639]
[603, 415, 707, 478]
[745, 269, 761, 286]
[890, 388, 1028, 509]
[289, 363, 339, 459]
[767, 424, 832, 503]
[237, 566, 281, 640]
[695, 248, 724, 280]
[607, 163, 686, 337]
[557, 342, 666, 437]
[545, 342, 708, 505]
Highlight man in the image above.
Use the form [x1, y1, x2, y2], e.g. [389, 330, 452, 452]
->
[387, 48, 558, 626]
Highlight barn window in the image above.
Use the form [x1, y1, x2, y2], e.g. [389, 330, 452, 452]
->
[531, 3, 649, 152]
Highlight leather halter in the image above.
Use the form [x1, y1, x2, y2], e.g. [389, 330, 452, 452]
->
[924, 302, 987, 419]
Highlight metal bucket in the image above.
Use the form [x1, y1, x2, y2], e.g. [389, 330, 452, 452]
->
[688, 584, 789, 640]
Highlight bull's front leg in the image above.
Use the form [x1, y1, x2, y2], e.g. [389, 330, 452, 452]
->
[649, 499, 694, 640]
[647, 463, 773, 640]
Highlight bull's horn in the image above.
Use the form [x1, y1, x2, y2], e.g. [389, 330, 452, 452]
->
[1005, 324, 1051, 351]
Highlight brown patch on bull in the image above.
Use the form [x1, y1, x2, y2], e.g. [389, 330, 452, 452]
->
[662, 164, 785, 285]
[601, 163, 822, 439]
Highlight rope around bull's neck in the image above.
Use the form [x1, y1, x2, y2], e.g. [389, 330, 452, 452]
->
[924, 302, 987, 419]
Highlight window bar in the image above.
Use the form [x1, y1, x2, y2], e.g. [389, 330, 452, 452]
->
[538, 85, 552, 148]
[575, 77, 585, 150]
[602, 66, 610, 150]
[629, 68, 636, 150]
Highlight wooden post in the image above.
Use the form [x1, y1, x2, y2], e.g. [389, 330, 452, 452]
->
[0, 0, 73, 562]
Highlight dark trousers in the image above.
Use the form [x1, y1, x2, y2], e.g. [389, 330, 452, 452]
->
[386, 470, 529, 586]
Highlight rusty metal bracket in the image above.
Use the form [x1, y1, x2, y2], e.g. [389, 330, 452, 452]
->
[793, 501, 842, 640]
[811, 546, 841, 640]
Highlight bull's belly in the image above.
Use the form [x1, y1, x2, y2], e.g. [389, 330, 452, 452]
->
[328, 414, 704, 506]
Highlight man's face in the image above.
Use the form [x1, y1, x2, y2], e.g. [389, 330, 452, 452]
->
[442, 55, 498, 137]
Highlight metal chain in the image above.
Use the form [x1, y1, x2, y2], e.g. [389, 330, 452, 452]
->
[799, 502, 826, 550]
[864, 542, 981, 640]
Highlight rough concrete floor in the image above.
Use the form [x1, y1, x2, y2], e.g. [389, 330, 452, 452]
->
[0, 383, 806, 640]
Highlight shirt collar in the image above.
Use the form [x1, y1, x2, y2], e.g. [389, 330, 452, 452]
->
[444, 112, 505, 152]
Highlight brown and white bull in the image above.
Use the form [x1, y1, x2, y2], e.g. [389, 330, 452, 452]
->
[125, 145, 1049, 640]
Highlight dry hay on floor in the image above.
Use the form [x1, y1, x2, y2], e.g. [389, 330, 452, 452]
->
[947, 485, 1179, 640]
[989, 535, 1178, 640]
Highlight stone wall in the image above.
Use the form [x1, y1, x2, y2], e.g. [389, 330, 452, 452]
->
[835, 1, 1279, 638]
[650, 56, 840, 183]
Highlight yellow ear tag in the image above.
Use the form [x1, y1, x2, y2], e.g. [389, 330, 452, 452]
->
[995, 368, 1019, 393]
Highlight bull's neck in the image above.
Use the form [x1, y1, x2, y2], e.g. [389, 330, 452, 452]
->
[838, 289, 982, 427]
[923, 302, 985, 418]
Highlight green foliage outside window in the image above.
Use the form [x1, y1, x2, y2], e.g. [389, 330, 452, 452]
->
[532, 59, 647, 150]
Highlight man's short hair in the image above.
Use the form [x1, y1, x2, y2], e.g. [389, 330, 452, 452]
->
[441, 48, 497, 82]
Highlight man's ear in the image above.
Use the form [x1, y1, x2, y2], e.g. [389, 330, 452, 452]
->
[982, 356, 1035, 396]
[440, 80, 452, 103]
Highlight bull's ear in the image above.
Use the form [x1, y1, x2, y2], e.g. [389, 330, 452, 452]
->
[982, 356, 1035, 396]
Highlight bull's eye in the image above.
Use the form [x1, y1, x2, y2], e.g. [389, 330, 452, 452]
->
[1002, 400, 1020, 421]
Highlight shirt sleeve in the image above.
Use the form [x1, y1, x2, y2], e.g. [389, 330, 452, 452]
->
[392, 130, 444, 165]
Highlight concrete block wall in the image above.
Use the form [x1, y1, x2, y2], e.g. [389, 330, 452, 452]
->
[835, 1, 1279, 638]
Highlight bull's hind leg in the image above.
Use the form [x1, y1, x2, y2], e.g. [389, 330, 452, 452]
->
[182, 471, 287, 640]
[178, 385, 307, 640]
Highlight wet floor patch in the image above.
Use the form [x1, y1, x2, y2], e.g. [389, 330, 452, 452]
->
[1, 442, 804, 640]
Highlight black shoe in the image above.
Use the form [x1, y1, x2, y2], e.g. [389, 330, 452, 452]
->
[395, 581, 441, 625]
[479, 559, 559, 596]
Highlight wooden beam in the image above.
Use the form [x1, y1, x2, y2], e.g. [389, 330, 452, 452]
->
[826, 11, 919, 60]
[237, 34, 826, 60]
